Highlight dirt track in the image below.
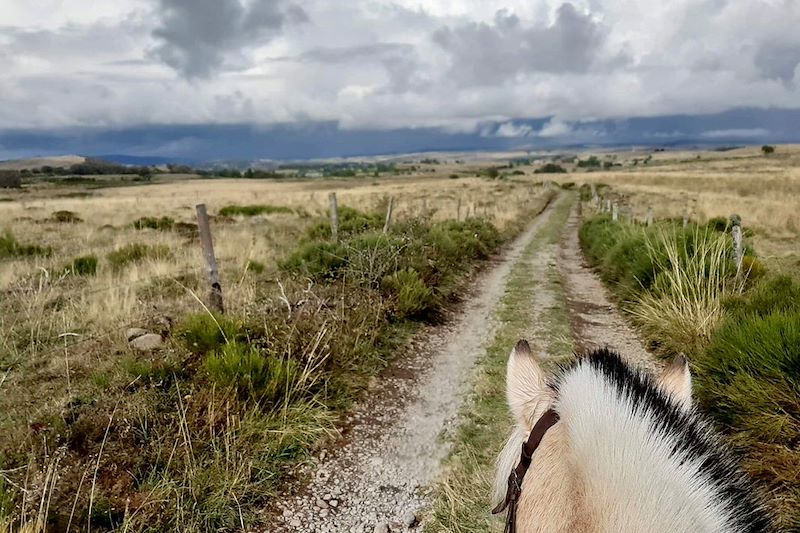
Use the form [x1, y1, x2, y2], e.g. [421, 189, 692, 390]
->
[269, 194, 657, 532]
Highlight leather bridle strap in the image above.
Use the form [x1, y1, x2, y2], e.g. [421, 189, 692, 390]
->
[492, 408, 560, 533]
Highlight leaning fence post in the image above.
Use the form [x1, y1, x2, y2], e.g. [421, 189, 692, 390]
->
[383, 197, 394, 234]
[456, 197, 462, 221]
[195, 204, 224, 314]
[329, 192, 339, 242]
[646, 207, 654, 227]
[606, 199, 611, 213]
[731, 214, 743, 280]
[612, 202, 618, 222]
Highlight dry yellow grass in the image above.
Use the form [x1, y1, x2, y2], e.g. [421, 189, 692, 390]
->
[547, 144, 800, 258]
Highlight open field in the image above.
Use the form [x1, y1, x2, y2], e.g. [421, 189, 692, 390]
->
[1, 144, 799, 531]
[547, 144, 800, 260]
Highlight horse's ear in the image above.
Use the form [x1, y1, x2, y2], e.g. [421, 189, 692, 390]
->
[507, 339, 552, 428]
[659, 353, 693, 409]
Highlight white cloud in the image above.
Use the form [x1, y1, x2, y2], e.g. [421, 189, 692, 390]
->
[0, 0, 799, 131]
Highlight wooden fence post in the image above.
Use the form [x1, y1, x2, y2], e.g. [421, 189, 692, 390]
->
[646, 207, 654, 227]
[683, 210, 689, 228]
[591, 183, 597, 202]
[195, 204, 224, 314]
[731, 214, 743, 280]
[329, 192, 339, 242]
[383, 197, 394, 234]
[456, 197, 462, 221]
[606, 199, 612, 213]
[612, 202, 618, 222]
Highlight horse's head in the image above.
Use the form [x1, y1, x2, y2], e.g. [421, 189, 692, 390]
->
[493, 340, 770, 533]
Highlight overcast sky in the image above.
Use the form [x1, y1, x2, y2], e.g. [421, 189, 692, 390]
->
[1, 0, 799, 160]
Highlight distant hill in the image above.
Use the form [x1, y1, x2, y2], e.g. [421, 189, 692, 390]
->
[0, 155, 86, 170]
[96, 154, 191, 166]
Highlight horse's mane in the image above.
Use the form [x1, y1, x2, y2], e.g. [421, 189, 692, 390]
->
[553, 348, 772, 532]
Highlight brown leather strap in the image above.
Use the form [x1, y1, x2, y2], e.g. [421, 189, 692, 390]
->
[492, 408, 560, 533]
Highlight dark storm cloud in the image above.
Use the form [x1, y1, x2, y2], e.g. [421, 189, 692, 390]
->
[754, 42, 800, 84]
[432, 3, 627, 86]
[151, 0, 308, 78]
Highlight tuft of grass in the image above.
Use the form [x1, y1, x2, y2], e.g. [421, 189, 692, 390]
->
[106, 243, 171, 271]
[219, 205, 294, 217]
[204, 344, 302, 405]
[629, 227, 734, 354]
[176, 313, 243, 355]
[67, 254, 98, 276]
[0, 231, 51, 259]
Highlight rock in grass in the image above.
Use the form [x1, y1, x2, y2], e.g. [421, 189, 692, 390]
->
[126, 327, 148, 342]
[130, 333, 163, 352]
[373, 524, 389, 533]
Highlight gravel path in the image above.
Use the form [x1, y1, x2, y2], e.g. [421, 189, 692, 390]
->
[558, 204, 658, 371]
[269, 197, 561, 532]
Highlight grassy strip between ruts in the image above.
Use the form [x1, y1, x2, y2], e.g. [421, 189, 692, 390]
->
[425, 193, 575, 533]
[579, 211, 800, 530]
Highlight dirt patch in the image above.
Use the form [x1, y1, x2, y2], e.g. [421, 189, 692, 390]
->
[558, 204, 658, 372]
[266, 197, 562, 532]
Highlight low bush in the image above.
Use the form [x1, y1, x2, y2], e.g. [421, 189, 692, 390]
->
[534, 163, 567, 174]
[106, 243, 171, 271]
[50, 210, 83, 223]
[133, 216, 174, 231]
[304, 206, 383, 241]
[381, 268, 435, 318]
[279, 241, 347, 280]
[219, 205, 294, 217]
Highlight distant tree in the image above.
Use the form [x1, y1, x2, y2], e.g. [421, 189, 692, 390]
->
[486, 167, 500, 179]
[0, 171, 22, 188]
[137, 167, 153, 181]
[762, 145, 775, 155]
[534, 163, 567, 174]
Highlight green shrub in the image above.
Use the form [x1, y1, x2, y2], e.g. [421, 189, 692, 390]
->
[304, 206, 383, 241]
[219, 205, 294, 217]
[534, 163, 567, 174]
[344, 232, 405, 287]
[0, 231, 51, 258]
[68, 255, 98, 276]
[246, 260, 266, 274]
[50, 210, 83, 223]
[205, 344, 301, 405]
[381, 268, 435, 318]
[176, 313, 243, 355]
[279, 241, 347, 280]
[106, 243, 171, 271]
[133, 216, 175, 231]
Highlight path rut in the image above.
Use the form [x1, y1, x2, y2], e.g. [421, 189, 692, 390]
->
[558, 204, 657, 371]
[270, 196, 562, 532]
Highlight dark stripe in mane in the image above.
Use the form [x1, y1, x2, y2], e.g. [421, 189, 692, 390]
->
[558, 348, 773, 532]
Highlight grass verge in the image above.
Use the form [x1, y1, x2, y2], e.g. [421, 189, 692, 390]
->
[426, 194, 574, 532]
[579, 211, 799, 529]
